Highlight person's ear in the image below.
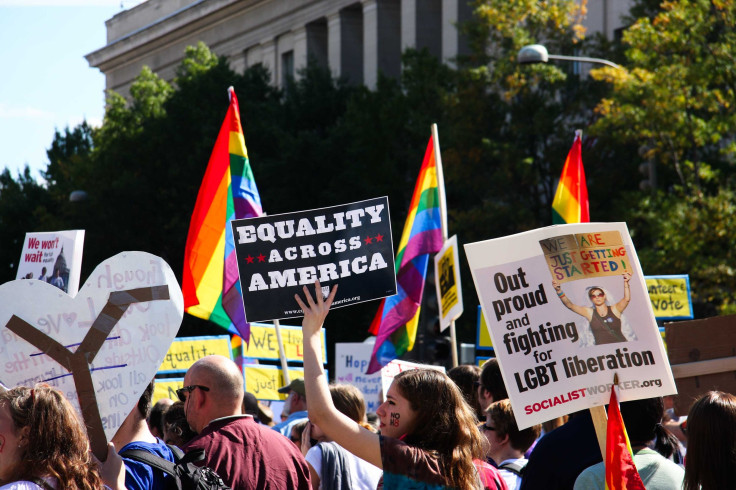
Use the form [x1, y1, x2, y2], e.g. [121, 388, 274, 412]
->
[498, 432, 510, 446]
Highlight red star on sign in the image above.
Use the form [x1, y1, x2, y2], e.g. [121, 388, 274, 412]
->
[245, 255, 255, 264]
[257, 253, 266, 262]
[364, 236, 373, 245]
[374, 233, 384, 242]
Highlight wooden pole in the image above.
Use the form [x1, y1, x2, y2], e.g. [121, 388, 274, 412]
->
[431, 123, 458, 368]
[589, 373, 618, 458]
[274, 319, 291, 385]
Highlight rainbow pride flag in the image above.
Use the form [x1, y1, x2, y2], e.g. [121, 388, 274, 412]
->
[605, 387, 645, 490]
[183, 87, 263, 343]
[552, 131, 589, 224]
[366, 136, 444, 374]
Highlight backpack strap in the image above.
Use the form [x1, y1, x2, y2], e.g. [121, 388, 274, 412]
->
[121, 449, 178, 478]
[498, 460, 527, 477]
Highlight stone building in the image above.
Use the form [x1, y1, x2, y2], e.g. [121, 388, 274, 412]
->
[86, 0, 631, 99]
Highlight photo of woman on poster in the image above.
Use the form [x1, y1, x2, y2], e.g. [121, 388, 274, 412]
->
[553, 272, 638, 347]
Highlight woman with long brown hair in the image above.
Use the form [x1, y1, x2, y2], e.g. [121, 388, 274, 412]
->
[296, 281, 506, 489]
[0, 385, 104, 489]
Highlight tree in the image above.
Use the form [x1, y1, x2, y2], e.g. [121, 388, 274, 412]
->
[590, 0, 736, 314]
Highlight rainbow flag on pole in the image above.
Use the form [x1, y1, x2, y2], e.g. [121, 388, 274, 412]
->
[605, 387, 645, 490]
[183, 87, 263, 343]
[366, 136, 444, 374]
[552, 131, 589, 224]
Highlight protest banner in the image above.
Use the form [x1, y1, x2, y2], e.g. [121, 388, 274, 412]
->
[476, 306, 493, 350]
[244, 364, 309, 401]
[666, 315, 736, 415]
[0, 252, 183, 460]
[16, 230, 85, 295]
[158, 335, 232, 374]
[645, 275, 693, 320]
[244, 322, 327, 362]
[465, 223, 676, 429]
[434, 235, 463, 331]
[335, 342, 382, 412]
[153, 377, 185, 405]
[231, 197, 396, 322]
[380, 359, 445, 398]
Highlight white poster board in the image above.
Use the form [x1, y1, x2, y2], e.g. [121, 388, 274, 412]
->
[16, 230, 85, 296]
[434, 235, 463, 331]
[380, 359, 445, 398]
[0, 252, 183, 458]
[465, 223, 676, 429]
[335, 342, 382, 412]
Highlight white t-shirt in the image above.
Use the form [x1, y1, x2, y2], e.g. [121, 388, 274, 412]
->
[306, 443, 382, 490]
[0, 477, 57, 490]
[497, 457, 527, 490]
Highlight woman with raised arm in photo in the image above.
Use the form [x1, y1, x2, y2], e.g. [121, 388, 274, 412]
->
[0, 385, 106, 490]
[296, 281, 507, 490]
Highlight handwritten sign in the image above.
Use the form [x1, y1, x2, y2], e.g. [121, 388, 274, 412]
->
[244, 323, 327, 362]
[335, 343, 382, 412]
[465, 223, 676, 429]
[380, 359, 445, 398]
[244, 365, 307, 401]
[0, 252, 183, 459]
[153, 377, 184, 405]
[158, 335, 232, 374]
[231, 197, 396, 321]
[540, 231, 629, 284]
[645, 275, 693, 320]
[434, 235, 463, 331]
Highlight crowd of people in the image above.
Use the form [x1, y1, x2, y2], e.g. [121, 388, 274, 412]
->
[1, 279, 735, 489]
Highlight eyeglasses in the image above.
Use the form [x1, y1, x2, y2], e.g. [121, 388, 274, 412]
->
[481, 423, 496, 432]
[590, 292, 604, 298]
[176, 385, 210, 402]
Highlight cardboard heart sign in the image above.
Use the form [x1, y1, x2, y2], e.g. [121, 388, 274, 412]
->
[0, 251, 183, 459]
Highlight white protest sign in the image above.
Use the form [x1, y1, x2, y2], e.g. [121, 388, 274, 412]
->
[434, 235, 463, 331]
[335, 342, 382, 412]
[380, 359, 445, 398]
[16, 230, 85, 296]
[465, 223, 676, 429]
[0, 251, 183, 459]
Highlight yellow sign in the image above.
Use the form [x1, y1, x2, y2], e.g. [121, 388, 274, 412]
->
[159, 335, 232, 373]
[153, 378, 184, 405]
[244, 323, 326, 362]
[434, 235, 463, 330]
[476, 306, 493, 349]
[244, 365, 305, 401]
[645, 275, 693, 319]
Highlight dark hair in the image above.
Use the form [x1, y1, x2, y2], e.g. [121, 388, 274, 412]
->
[619, 396, 678, 459]
[448, 364, 483, 419]
[684, 391, 736, 490]
[0, 385, 102, 489]
[487, 399, 540, 452]
[137, 379, 155, 419]
[163, 401, 197, 447]
[479, 358, 508, 402]
[393, 369, 484, 489]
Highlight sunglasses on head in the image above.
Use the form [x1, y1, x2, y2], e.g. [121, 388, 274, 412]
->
[590, 292, 604, 298]
[176, 384, 210, 402]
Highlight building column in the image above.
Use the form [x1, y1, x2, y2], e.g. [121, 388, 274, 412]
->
[329, 6, 363, 85]
[442, 0, 471, 66]
[363, 0, 400, 90]
[293, 27, 308, 81]
[402, 0, 441, 56]
[260, 39, 277, 86]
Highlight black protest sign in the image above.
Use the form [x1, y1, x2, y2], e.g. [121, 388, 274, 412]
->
[231, 197, 396, 321]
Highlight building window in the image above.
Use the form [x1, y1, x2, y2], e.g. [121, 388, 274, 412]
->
[281, 50, 294, 88]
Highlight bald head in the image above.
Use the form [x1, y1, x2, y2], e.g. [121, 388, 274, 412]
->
[184, 355, 244, 431]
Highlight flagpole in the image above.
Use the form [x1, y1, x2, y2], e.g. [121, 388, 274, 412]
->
[589, 374, 614, 457]
[273, 318, 291, 385]
[431, 124, 458, 368]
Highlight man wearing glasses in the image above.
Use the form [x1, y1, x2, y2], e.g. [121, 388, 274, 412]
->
[179, 355, 311, 489]
[552, 272, 638, 347]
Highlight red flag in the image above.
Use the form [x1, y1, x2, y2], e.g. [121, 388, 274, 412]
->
[605, 388, 645, 490]
[552, 130, 589, 224]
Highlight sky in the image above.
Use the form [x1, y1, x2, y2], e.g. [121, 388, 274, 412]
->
[0, 0, 146, 182]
